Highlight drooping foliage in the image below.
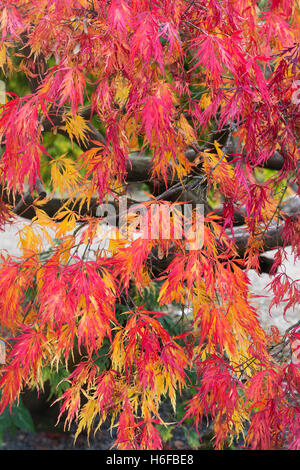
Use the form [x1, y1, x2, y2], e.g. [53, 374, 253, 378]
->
[0, 0, 299, 450]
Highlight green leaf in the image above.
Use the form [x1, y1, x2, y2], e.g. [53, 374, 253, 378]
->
[11, 402, 35, 433]
[0, 399, 35, 437]
[92, 340, 111, 371]
[155, 424, 174, 443]
[0, 406, 13, 433]
[175, 401, 186, 421]
[185, 429, 201, 449]
[46, 366, 70, 400]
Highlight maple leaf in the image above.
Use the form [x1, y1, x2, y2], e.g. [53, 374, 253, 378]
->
[58, 66, 86, 115]
[130, 12, 164, 73]
[183, 356, 245, 449]
[0, 326, 48, 413]
[50, 153, 82, 197]
[108, 0, 133, 37]
[0, 0, 299, 451]
[0, 5, 24, 40]
[63, 112, 89, 146]
[114, 393, 138, 450]
[56, 360, 99, 431]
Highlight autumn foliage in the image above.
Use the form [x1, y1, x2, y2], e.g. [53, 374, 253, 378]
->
[0, 0, 300, 450]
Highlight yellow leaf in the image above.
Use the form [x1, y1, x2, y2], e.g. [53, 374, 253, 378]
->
[177, 114, 196, 145]
[114, 74, 131, 107]
[0, 44, 7, 72]
[75, 399, 99, 442]
[17, 225, 43, 256]
[50, 154, 81, 197]
[125, 117, 139, 150]
[199, 93, 212, 110]
[54, 208, 79, 237]
[63, 112, 89, 145]
[32, 208, 56, 230]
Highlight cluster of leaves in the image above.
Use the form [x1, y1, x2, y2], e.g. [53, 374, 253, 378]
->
[0, 397, 35, 446]
[0, 0, 299, 450]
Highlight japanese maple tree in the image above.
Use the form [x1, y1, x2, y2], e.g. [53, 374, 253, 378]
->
[0, 0, 300, 450]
